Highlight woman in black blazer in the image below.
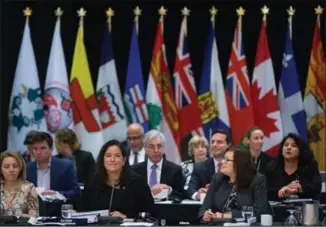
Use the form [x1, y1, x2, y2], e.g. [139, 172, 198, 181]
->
[199, 145, 271, 222]
[82, 140, 155, 219]
[266, 133, 321, 201]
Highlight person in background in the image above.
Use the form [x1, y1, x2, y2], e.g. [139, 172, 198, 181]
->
[187, 130, 230, 200]
[26, 132, 80, 200]
[55, 129, 95, 185]
[132, 130, 185, 200]
[266, 133, 321, 201]
[82, 140, 154, 218]
[0, 150, 38, 217]
[199, 146, 271, 222]
[244, 126, 276, 175]
[126, 123, 146, 165]
[181, 135, 208, 190]
[22, 130, 39, 164]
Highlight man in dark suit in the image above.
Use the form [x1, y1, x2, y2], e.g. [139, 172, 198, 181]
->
[26, 132, 80, 200]
[132, 129, 185, 199]
[187, 129, 230, 200]
[126, 123, 146, 165]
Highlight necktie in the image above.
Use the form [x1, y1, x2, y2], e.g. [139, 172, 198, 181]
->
[216, 162, 222, 172]
[133, 152, 138, 165]
[149, 164, 158, 187]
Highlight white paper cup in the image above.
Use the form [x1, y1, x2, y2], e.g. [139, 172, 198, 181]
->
[260, 214, 273, 226]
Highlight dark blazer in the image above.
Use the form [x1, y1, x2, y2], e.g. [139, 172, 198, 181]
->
[56, 149, 95, 184]
[266, 159, 321, 201]
[132, 159, 186, 199]
[26, 157, 80, 199]
[198, 173, 272, 219]
[125, 147, 148, 165]
[187, 157, 215, 199]
[255, 152, 277, 175]
[81, 171, 155, 218]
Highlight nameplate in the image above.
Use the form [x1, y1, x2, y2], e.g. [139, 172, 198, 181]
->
[41, 218, 88, 226]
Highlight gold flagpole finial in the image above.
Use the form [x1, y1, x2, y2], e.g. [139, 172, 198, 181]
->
[77, 7, 87, 17]
[236, 7, 245, 16]
[287, 6, 295, 16]
[55, 7, 63, 17]
[23, 7, 32, 17]
[210, 6, 218, 24]
[261, 5, 269, 21]
[158, 6, 167, 16]
[134, 6, 141, 35]
[105, 8, 114, 32]
[315, 5, 323, 15]
[181, 7, 190, 16]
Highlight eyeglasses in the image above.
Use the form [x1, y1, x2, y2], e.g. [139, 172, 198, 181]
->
[222, 158, 234, 163]
[147, 144, 163, 150]
[127, 136, 142, 141]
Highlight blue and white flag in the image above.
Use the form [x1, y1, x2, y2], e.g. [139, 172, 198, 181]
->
[278, 22, 307, 139]
[96, 25, 127, 142]
[198, 22, 230, 140]
[124, 21, 149, 131]
[8, 17, 47, 153]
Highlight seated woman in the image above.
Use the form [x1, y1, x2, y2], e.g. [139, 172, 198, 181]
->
[55, 129, 95, 185]
[0, 150, 38, 217]
[82, 140, 155, 218]
[244, 126, 276, 175]
[199, 146, 271, 222]
[181, 135, 208, 190]
[266, 133, 321, 201]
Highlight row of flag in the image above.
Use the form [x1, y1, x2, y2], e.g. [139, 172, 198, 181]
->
[7, 6, 325, 170]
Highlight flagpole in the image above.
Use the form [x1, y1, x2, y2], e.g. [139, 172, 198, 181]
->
[181, 7, 190, 36]
[236, 7, 245, 35]
[210, 6, 217, 28]
[261, 5, 269, 23]
[106, 8, 114, 33]
[158, 6, 167, 31]
[77, 7, 86, 39]
[287, 6, 295, 40]
[134, 6, 141, 35]
[55, 7, 63, 24]
[315, 5, 323, 29]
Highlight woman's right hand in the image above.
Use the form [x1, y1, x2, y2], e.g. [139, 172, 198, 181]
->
[278, 186, 298, 198]
[202, 210, 215, 222]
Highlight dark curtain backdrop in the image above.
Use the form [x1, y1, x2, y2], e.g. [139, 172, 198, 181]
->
[1, 0, 325, 153]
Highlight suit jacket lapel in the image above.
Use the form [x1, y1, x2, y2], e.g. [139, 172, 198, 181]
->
[207, 158, 215, 180]
[160, 160, 167, 184]
[30, 162, 38, 186]
[50, 158, 56, 189]
[217, 181, 232, 211]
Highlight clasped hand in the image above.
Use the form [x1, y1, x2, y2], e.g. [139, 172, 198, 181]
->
[110, 211, 127, 219]
[202, 210, 223, 222]
[151, 184, 169, 195]
[278, 180, 302, 198]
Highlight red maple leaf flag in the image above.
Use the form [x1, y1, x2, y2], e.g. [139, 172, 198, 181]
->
[251, 19, 283, 156]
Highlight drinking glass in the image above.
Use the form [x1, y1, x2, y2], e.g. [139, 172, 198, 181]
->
[61, 204, 73, 219]
[284, 209, 299, 226]
[14, 208, 22, 221]
[241, 206, 254, 221]
[322, 210, 326, 226]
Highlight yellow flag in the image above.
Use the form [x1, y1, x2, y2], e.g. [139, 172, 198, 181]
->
[69, 18, 103, 159]
[304, 20, 326, 170]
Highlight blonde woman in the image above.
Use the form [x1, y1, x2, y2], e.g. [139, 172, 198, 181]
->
[181, 135, 208, 190]
[0, 150, 38, 217]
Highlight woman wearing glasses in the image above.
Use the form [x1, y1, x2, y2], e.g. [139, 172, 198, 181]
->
[266, 133, 321, 200]
[199, 146, 271, 222]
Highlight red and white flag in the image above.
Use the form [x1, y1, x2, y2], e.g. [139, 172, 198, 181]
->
[251, 19, 283, 156]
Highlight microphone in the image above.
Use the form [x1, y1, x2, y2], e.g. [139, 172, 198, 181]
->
[108, 180, 117, 214]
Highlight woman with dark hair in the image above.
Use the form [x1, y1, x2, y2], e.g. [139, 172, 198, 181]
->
[266, 133, 321, 201]
[199, 146, 271, 222]
[81, 140, 154, 218]
[244, 126, 276, 175]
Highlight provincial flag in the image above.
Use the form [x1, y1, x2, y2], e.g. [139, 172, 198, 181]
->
[124, 21, 149, 131]
[146, 15, 181, 163]
[70, 11, 103, 159]
[96, 21, 128, 142]
[252, 18, 283, 156]
[225, 16, 254, 144]
[198, 21, 230, 141]
[8, 11, 47, 153]
[304, 15, 326, 170]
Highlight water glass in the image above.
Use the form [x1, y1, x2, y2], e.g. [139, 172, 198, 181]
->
[15, 208, 22, 220]
[242, 206, 254, 221]
[321, 210, 326, 226]
[61, 204, 73, 219]
[284, 209, 299, 226]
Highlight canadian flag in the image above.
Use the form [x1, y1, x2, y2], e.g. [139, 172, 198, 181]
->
[251, 19, 283, 156]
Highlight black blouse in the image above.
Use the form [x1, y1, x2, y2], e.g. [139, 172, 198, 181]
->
[81, 171, 155, 218]
[266, 160, 321, 201]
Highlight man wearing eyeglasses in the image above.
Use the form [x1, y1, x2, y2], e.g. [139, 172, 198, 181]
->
[126, 123, 146, 165]
[132, 129, 185, 200]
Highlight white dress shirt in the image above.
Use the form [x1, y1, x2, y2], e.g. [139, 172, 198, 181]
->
[129, 147, 145, 165]
[146, 158, 163, 186]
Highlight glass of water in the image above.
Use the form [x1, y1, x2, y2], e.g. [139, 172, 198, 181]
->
[61, 204, 73, 219]
[242, 206, 254, 221]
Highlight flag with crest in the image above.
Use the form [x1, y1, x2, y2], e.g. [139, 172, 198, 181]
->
[124, 21, 149, 131]
[252, 18, 283, 156]
[304, 15, 326, 170]
[8, 12, 47, 153]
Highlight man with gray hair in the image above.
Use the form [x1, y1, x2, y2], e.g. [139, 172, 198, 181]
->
[132, 129, 185, 200]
